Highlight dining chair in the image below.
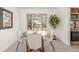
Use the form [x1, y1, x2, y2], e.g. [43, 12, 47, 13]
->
[27, 34, 44, 52]
[16, 29, 22, 51]
[43, 30, 55, 52]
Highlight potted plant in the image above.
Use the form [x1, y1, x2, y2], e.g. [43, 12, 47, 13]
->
[49, 15, 60, 40]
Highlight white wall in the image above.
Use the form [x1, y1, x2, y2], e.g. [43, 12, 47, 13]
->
[0, 7, 19, 51]
[18, 8, 57, 33]
[55, 7, 70, 45]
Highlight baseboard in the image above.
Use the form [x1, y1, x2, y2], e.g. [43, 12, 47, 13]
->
[56, 37, 70, 46]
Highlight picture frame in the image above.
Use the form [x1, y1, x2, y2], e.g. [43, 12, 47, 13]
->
[0, 7, 13, 29]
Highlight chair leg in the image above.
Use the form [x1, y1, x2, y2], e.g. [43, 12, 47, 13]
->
[16, 41, 20, 51]
[41, 37, 45, 52]
[50, 41, 55, 52]
[26, 40, 29, 52]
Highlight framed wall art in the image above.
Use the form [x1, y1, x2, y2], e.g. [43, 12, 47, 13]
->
[0, 7, 13, 29]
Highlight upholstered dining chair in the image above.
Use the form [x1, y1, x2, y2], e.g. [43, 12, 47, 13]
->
[43, 30, 55, 52]
[16, 29, 22, 51]
[26, 34, 44, 52]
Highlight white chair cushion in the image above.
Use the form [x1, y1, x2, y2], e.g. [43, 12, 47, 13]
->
[27, 34, 41, 49]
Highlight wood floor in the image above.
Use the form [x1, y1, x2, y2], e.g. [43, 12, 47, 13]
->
[5, 39, 79, 52]
[52, 39, 79, 52]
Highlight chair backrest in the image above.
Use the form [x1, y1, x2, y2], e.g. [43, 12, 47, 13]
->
[17, 29, 22, 40]
[47, 30, 54, 41]
[27, 34, 42, 49]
